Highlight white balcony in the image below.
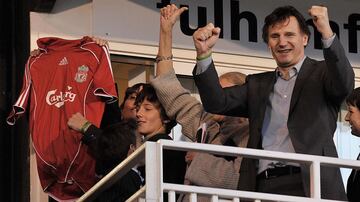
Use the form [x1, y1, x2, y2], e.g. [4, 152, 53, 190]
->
[77, 140, 360, 202]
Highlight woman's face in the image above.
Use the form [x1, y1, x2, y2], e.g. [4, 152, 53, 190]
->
[121, 93, 138, 120]
[136, 99, 165, 137]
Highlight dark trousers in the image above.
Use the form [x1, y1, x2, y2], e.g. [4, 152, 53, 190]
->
[256, 172, 305, 197]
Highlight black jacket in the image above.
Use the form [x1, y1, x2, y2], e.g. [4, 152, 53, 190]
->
[139, 133, 187, 202]
[347, 155, 360, 202]
[193, 37, 353, 200]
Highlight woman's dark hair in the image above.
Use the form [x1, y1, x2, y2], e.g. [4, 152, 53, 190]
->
[120, 83, 146, 109]
[135, 84, 176, 134]
[262, 5, 311, 44]
[346, 87, 360, 108]
[95, 119, 138, 174]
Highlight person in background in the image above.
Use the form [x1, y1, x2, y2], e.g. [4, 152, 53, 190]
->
[66, 83, 145, 178]
[67, 83, 145, 148]
[192, 5, 353, 200]
[152, 5, 249, 201]
[135, 83, 187, 202]
[344, 87, 360, 202]
[93, 119, 143, 202]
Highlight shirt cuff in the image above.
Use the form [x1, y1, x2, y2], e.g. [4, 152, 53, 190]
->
[195, 57, 212, 75]
[322, 34, 336, 49]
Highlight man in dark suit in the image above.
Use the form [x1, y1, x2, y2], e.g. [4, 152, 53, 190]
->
[192, 5, 354, 200]
[345, 87, 360, 202]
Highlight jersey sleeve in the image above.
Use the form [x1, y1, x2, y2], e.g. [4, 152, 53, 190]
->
[7, 57, 32, 125]
[92, 45, 118, 104]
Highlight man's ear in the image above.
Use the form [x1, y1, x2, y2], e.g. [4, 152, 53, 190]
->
[303, 34, 309, 46]
[128, 144, 136, 156]
[130, 144, 136, 150]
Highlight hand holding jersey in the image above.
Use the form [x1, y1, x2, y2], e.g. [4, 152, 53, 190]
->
[67, 112, 89, 132]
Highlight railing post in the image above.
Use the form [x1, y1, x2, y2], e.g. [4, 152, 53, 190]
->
[145, 142, 163, 202]
[211, 195, 218, 202]
[309, 161, 321, 200]
[168, 191, 176, 202]
[190, 193, 197, 202]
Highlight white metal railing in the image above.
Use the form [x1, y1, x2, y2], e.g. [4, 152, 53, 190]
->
[77, 140, 360, 202]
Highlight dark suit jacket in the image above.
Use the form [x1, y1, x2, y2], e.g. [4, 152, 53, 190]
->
[347, 155, 360, 202]
[193, 37, 354, 200]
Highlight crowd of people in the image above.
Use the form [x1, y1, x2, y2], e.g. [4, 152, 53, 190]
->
[43, 3, 359, 202]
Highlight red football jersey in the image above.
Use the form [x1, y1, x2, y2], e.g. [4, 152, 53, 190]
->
[7, 36, 118, 201]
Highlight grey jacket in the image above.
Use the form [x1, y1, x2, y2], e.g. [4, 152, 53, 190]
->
[151, 68, 249, 195]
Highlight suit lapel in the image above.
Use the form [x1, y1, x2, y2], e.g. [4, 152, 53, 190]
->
[260, 72, 276, 105]
[257, 72, 276, 138]
[289, 57, 313, 115]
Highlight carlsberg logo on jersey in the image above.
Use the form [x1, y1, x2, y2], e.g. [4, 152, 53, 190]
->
[46, 86, 76, 108]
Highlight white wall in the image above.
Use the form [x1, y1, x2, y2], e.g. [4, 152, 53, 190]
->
[30, 0, 360, 86]
[92, 0, 360, 64]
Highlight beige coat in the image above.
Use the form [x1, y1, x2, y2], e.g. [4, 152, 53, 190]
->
[151, 69, 249, 201]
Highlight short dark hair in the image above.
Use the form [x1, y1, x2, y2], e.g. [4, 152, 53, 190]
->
[95, 119, 138, 174]
[120, 83, 146, 109]
[346, 87, 360, 108]
[135, 84, 176, 134]
[262, 5, 311, 44]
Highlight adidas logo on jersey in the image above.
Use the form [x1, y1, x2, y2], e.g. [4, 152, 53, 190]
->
[58, 57, 68, 66]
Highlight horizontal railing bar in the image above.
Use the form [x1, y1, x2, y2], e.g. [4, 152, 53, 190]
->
[162, 183, 344, 202]
[159, 140, 360, 169]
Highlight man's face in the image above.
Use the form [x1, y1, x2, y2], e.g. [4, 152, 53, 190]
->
[345, 105, 360, 137]
[267, 16, 308, 69]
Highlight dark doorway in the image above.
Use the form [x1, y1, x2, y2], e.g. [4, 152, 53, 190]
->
[0, 1, 31, 202]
